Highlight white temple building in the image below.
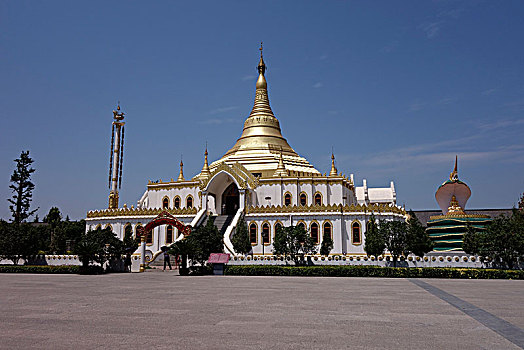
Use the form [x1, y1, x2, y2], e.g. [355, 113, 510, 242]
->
[86, 46, 405, 263]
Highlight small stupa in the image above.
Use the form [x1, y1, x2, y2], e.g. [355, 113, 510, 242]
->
[426, 157, 491, 252]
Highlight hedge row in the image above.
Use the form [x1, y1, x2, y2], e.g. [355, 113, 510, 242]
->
[224, 265, 524, 279]
[0, 265, 105, 275]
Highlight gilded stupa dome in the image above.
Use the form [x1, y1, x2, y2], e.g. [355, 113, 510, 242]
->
[208, 44, 320, 177]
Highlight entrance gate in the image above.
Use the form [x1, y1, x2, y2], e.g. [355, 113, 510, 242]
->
[136, 211, 192, 272]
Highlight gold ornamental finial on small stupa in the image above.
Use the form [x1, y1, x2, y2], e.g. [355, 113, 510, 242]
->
[274, 148, 287, 177]
[177, 157, 185, 181]
[200, 144, 211, 180]
[449, 155, 459, 181]
[329, 151, 338, 177]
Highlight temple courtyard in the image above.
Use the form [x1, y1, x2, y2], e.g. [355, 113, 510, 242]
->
[0, 273, 523, 349]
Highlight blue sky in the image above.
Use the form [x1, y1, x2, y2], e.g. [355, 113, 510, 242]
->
[1, 1, 523, 220]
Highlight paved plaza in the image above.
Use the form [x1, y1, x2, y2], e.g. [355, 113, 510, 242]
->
[0, 272, 523, 349]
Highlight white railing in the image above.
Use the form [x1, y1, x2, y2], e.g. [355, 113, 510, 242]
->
[223, 209, 243, 255]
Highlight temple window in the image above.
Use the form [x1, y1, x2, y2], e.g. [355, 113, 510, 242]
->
[284, 193, 292, 206]
[310, 222, 319, 244]
[352, 221, 361, 245]
[174, 196, 180, 209]
[186, 195, 193, 209]
[275, 222, 283, 234]
[299, 192, 307, 206]
[297, 222, 306, 243]
[124, 223, 133, 240]
[249, 223, 257, 244]
[262, 223, 270, 244]
[314, 192, 322, 206]
[323, 222, 332, 240]
[135, 224, 143, 240]
[146, 230, 153, 244]
[162, 197, 169, 209]
[166, 225, 174, 245]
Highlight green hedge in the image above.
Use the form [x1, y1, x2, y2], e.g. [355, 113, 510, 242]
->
[224, 265, 524, 279]
[0, 265, 105, 275]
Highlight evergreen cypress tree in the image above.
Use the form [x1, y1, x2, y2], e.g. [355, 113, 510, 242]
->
[320, 229, 333, 256]
[364, 214, 385, 258]
[8, 151, 38, 224]
[231, 217, 251, 255]
[406, 210, 433, 257]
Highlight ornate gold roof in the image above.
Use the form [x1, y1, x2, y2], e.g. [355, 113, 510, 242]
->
[208, 44, 320, 177]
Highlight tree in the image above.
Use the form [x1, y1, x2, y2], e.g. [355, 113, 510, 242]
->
[406, 210, 433, 257]
[273, 225, 317, 265]
[364, 214, 385, 258]
[379, 220, 409, 267]
[463, 210, 524, 269]
[74, 227, 122, 269]
[8, 151, 38, 224]
[185, 217, 223, 266]
[44, 207, 62, 252]
[231, 217, 251, 255]
[0, 221, 48, 265]
[168, 239, 194, 275]
[320, 229, 333, 256]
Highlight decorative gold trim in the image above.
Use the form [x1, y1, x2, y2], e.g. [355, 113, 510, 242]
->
[147, 180, 199, 191]
[258, 177, 353, 190]
[198, 162, 258, 190]
[245, 203, 405, 215]
[429, 214, 490, 220]
[87, 207, 198, 218]
[351, 220, 362, 246]
[95, 224, 102, 230]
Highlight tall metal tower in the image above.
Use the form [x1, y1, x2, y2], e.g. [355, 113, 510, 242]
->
[108, 103, 125, 209]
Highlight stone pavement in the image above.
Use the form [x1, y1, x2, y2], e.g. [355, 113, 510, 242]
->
[0, 272, 523, 349]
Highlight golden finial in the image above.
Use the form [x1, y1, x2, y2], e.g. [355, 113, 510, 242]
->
[274, 148, 287, 177]
[257, 42, 266, 77]
[449, 155, 458, 181]
[329, 151, 338, 177]
[200, 143, 211, 180]
[177, 156, 184, 181]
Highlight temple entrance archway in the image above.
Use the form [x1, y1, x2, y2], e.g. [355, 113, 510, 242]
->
[222, 183, 239, 215]
[136, 211, 192, 272]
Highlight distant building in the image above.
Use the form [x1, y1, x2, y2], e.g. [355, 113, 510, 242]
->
[423, 158, 494, 252]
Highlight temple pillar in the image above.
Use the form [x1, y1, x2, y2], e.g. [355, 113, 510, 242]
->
[139, 236, 146, 272]
[239, 189, 246, 210]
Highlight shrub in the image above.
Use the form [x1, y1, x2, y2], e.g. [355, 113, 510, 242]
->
[224, 265, 524, 279]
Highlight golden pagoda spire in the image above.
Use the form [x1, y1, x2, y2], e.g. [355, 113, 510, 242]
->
[449, 155, 459, 181]
[329, 152, 338, 177]
[177, 157, 185, 181]
[200, 144, 211, 180]
[274, 149, 287, 177]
